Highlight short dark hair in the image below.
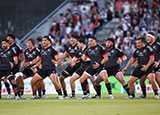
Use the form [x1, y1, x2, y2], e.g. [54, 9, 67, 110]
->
[2, 39, 9, 43]
[78, 38, 85, 44]
[106, 38, 114, 44]
[7, 33, 15, 40]
[71, 32, 78, 39]
[89, 36, 96, 41]
[27, 38, 35, 46]
[43, 36, 52, 43]
[137, 37, 145, 43]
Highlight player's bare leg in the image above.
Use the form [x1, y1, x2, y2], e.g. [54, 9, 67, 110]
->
[147, 73, 159, 99]
[128, 76, 138, 98]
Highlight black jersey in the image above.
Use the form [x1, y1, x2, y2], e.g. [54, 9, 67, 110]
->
[104, 48, 125, 67]
[74, 47, 90, 67]
[132, 45, 154, 67]
[10, 43, 23, 56]
[40, 46, 58, 69]
[24, 48, 40, 62]
[65, 44, 79, 58]
[149, 42, 160, 62]
[84, 44, 106, 64]
[0, 48, 17, 70]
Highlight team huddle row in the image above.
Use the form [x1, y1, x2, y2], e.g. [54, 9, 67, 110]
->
[0, 32, 159, 100]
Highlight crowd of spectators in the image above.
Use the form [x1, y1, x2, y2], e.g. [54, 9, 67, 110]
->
[36, 0, 114, 54]
[110, 0, 160, 59]
[35, 0, 160, 62]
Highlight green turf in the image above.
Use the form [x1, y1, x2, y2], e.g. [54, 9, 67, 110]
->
[0, 93, 160, 115]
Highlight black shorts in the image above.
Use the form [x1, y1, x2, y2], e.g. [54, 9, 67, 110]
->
[132, 65, 154, 79]
[85, 65, 105, 76]
[105, 65, 121, 77]
[154, 65, 160, 72]
[11, 65, 20, 75]
[75, 62, 90, 76]
[37, 67, 56, 79]
[62, 63, 81, 78]
[23, 67, 34, 78]
[0, 70, 11, 79]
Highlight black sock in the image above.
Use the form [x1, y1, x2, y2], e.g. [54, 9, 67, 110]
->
[42, 90, 46, 95]
[87, 90, 90, 94]
[38, 90, 42, 98]
[81, 82, 87, 95]
[63, 90, 67, 96]
[105, 83, 112, 95]
[95, 85, 101, 96]
[72, 91, 75, 96]
[19, 88, 24, 96]
[57, 89, 62, 95]
[123, 84, 130, 96]
[130, 92, 135, 97]
[154, 90, 158, 95]
[15, 91, 19, 96]
[4, 83, 11, 94]
[33, 91, 36, 96]
[141, 86, 146, 96]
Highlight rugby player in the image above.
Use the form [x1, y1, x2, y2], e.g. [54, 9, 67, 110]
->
[0, 39, 20, 99]
[92, 38, 132, 99]
[59, 33, 80, 98]
[122, 37, 159, 99]
[6, 33, 24, 98]
[26, 36, 63, 99]
[139, 32, 160, 98]
[78, 36, 113, 99]
[16, 38, 47, 99]
[69, 38, 91, 98]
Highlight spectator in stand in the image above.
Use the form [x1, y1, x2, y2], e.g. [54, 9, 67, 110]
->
[65, 9, 73, 23]
[61, 34, 70, 50]
[123, 1, 130, 15]
[98, 8, 107, 27]
[59, 22, 67, 39]
[49, 21, 60, 39]
[84, 20, 94, 37]
[82, 14, 90, 26]
[53, 36, 64, 51]
[58, 13, 67, 27]
[123, 31, 134, 50]
[80, 1, 90, 13]
[72, 2, 80, 15]
[106, 3, 114, 21]
[66, 22, 73, 35]
[109, 30, 117, 41]
[115, 0, 124, 18]
[91, 14, 100, 34]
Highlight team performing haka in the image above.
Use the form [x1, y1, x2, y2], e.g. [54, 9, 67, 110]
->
[0, 32, 159, 100]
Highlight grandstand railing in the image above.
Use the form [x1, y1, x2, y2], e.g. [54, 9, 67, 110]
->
[20, 0, 69, 43]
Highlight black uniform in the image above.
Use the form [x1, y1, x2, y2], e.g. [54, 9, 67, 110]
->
[37, 46, 58, 79]
[132, 45, 155, 78]
[84, 44, 106, 76]
[74, 47, 90, 76]
[104, 47, 125, 76]
[23, 48, 40, 78]
[62, 44, 81, 78]
[150, 42, 160, 72]
[0, 48, 17, 78]
[10, 43, 23, 74]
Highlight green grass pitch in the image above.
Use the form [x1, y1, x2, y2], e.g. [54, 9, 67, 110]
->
[0, 93, 160, 115]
